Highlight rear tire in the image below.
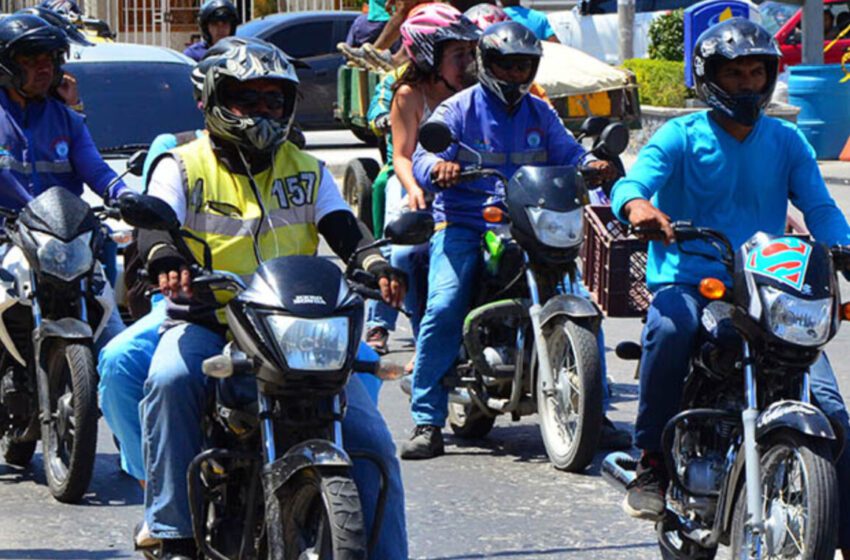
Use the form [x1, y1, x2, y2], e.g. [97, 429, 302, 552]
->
[343, 158, 380, 235]
[42, 341, 98, 503]
[280, 467, 367, 560]
[730, 430, 838, 560]
[448, 402, 496, 439]
[536, 318, 603, 472]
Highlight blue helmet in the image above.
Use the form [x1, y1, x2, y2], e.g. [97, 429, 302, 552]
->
[0, 14, 69, 94]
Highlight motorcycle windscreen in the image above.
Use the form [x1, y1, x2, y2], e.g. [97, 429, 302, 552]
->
[738, 233, 833, 300]
[236, 255, 356, 318]
[19, 187, 98, 242]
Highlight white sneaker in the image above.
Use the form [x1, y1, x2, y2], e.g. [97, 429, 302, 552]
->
[134, 520, 159, 549]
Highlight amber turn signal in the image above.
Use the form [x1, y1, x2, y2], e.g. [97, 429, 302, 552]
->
[482, 206, 504, 223]
[841, 302, 850, 321]
[699, 277, 727, 300]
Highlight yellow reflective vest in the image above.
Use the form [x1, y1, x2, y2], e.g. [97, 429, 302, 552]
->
[170, 136, 324, 320]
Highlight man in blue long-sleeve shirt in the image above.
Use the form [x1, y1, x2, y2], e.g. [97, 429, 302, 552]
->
[0, 14, 127, 209]
[612, 20, 850, 556]
[404, 21, 615, 458]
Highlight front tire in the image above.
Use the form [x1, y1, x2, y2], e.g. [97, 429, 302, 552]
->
[280, 468, 367, 560]
[730, 430, 838, 560]
[448, 401, 496, 439]
[536, 318, 603, 472]
[42, 341, 98, 503]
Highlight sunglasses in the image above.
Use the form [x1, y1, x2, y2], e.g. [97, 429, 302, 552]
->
[491, 57, 535, 73]
[225, 89, 288, 111]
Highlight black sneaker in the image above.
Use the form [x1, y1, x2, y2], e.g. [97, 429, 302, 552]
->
[159, 538, 197, 560]
[400, 425, 445, 460]
[599, 417, 633, 450]
[623, 452, 668, 521]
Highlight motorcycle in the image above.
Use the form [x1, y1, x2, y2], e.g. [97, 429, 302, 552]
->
[118, 193, 433, 559]
[0, 150, 145, 502]
[603, 222, 850, 559]
[401, 118, 628, 472]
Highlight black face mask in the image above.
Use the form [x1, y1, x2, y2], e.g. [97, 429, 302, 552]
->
[727, 92, 763, 126]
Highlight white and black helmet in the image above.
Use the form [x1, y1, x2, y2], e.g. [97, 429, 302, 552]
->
[477, 21, 542, 108]
[201, 37, 299, 153]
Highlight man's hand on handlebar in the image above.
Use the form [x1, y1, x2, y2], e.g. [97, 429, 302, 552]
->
[624, 199, 675, 245]
[583, 160, 618, 185]
[369, 261, 407, 308]
[159, 266, 194, 301]
[432, 160, 462, 188]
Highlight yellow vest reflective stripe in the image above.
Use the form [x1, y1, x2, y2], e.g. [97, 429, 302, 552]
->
[171, 137, 323, 321]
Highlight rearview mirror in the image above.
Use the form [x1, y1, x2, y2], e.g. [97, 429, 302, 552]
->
[126, 150, 148, 177]
[118, 193, 180, 231]
[595, 123, 629, 158]
[580, 116, 610, 138]
[419, 121, 454, 154]
[384, 211, 434, 245]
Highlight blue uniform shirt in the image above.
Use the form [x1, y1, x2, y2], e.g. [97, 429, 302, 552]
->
[611, 111, 850, 290]
[0, 88, 125, 210]
[413, 84, 586, 232]
[183, 41, 208, 62]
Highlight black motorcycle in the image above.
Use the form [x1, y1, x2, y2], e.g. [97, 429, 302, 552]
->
[119, 194, 433, 559]
[0, 152, 144, 502]
[603, 222, 850, 559]
[402, 119, 628, 472]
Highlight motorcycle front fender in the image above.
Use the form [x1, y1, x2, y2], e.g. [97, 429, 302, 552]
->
[755, 400, 836, 443]
[34, 317, 93, 342]
[539, 294, 601, 331]
[262, 439, 353, 497]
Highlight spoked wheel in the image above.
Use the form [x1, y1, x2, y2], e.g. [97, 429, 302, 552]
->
[536, 318, 603, 472]
[280, 468, 366, 560]
[42, 341, 98, 503]
[656, 515, 717, 559]
[730, 431, 838, 560]
[448, 401, 495, 439]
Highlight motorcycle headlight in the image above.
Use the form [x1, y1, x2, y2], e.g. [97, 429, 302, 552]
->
[31, 231, 93, 281]
[760, 285, 832, 347]
[264, 315, 350, 371]
[524, 207, 583, 248]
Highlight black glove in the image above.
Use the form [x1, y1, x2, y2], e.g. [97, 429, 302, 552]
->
[366, 259, 408, 291]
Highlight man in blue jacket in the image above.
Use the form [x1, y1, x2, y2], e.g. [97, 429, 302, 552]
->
[406, 21, 615, 459]
[0, 13, 127, 209]
[612, 19, 850, 556]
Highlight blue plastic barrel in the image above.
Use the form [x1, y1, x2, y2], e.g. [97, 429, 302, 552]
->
[788, 64, 850, 160]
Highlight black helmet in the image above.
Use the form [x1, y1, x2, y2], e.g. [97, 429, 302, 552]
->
[0, 14, 69, 94]
[201, 37, 299, 153]
[198, 0, 239, 45]
[477, 21, 541, 107]
[17, 6, 92, 46]
[692, 18, 781, 126]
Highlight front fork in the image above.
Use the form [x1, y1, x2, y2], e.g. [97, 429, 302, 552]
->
[741, 340, 764, 558]
[524, 255, 557, 400]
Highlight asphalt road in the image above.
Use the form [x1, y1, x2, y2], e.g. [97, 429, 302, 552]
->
[1, 131, 849, 559]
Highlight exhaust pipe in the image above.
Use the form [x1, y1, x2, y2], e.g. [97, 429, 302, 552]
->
[601, 451, 638, 493]
[399, 375, 472, 406]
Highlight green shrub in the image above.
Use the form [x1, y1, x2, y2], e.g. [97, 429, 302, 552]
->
[622, 58, 691, 107]
[648, 9, 685, 62]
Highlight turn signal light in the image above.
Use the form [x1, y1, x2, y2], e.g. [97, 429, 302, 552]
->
[482, 206, 504, 223]
[841, 302, 850, 321]
[699, 277, 727, 300]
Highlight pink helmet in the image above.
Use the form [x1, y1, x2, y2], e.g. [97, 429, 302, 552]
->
[400, 3, 480, 72]
[464, 3, 508, 30]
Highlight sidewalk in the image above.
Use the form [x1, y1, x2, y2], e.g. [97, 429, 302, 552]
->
[820, 160, 850, 187]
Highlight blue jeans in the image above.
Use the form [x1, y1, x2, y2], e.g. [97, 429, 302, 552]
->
[411, 226, 482, 426]
[637, 284, 850, 547]
[101, 318, 406, 557]
[392, 242, 429, 339]
[97, 297, 167, 480]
